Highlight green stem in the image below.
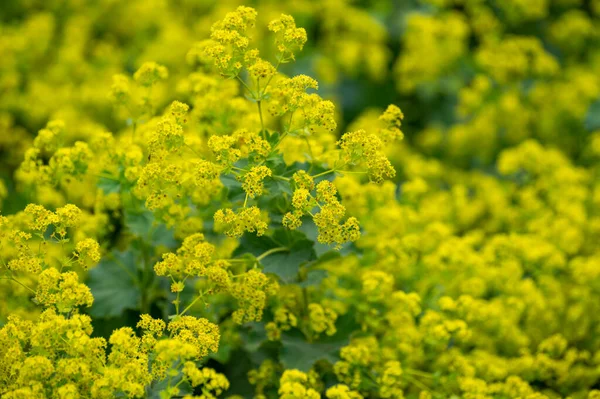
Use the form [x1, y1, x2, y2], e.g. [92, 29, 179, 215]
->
[236, 75, 255, 98]
[255, 128, 290, 168]
[405, 375, 432, 392]
[166, 362, 184, 392]
[108, 253, 139, 284]
[261, 58, 282, 96]
[256, 247, 288, 262]
[270, 131, 287, 153]
[139, 240, 153, 314]
[304, 136, 314, 168]
[132, 120, 137, 142]
[96, 173, 120, 181]
[220, 259, 250, 264]
[311, 169, 335, 178]
[179, 293, 204, 317]
[185, 143, 202, 158]
[257, 100, 265, 137]
[175, 290, 181, 316]
[3, 275, 36, 294]
[406, 368, 434, 379]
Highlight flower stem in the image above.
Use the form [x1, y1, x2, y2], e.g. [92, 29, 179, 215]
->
[179, 293, 205, 317]
[311, 169, 335, 178]
[256, 247, 288, 262]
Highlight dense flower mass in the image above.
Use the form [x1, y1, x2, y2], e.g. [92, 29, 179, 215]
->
[1, 1, 600, 399]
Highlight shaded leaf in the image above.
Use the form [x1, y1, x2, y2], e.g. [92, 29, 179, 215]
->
[220, 349, 257, 397]
[87, 251, 140, 318]
[280, 313, 358, 371]
[97, 175, 121, 194]
[585, 99, 600, 131]
[262, 239, 314, 284]
[151, 223, 178, 248]
[220, 174, 245, 203]
[234, 232, 274, 258]
[299, 221, 351, 257]
[298, 269, 328, 288]
[235, 229, 315, 283]
[147, 374, 193, 399]
[124, 210, 154, 237]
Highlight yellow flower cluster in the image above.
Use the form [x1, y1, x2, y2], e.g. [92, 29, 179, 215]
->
[337, 129, 396, 183]
[267, 14, 308, 62]
[74, 238, 101, 269]
[19, 121, 95, 190]
[278, 370, 320, 399]
[307, 303, 337, 337]
[167, 316, 220, 359]
[395, 12, 469, 92]
[214, 206, 269, 238]
[312, 181, 360, 246]
[182, 362, 230, 397]
[206, 6, 257, 77]
[149, 101, 189, 155]
[268, 75, 337, 134]
[230, 269, 279, 324]
[476, 37, 559, 84]
[208, 129, 271, 166]
[284, 179, 362, 247]
[0, 310, 106, 398]
[326, 384, 363, 399]
[134, 61, 169, 87]
[266, 307, 298, 341]
[35, 268, 94, 312]
[241, 166, 272, 198]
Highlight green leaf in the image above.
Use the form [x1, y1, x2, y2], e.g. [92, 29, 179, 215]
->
[280, 314, 358, 371]
[298, 269, 328, 288]
[87, 250, 141, 318]
[264, 177, 293, 197]
[234, 232, 274, 257]
[151, 223, 178, 248]
[585, 99, 600, 131]
[298, 221, 351, 257]
[147, 374, 193, 399]
[235, 229, 315, 283]
[262, 245, 312, 283]
[124, 210, 154, 237]
[97, 175, 121, 194]
[265, 152, 287, 176]
[262, 232, 314, 284]
[220, 174, 245, 203]
[220, 349, 258, 397]
[240, 321, 269, 353]
[280, 332, 346, 371]
[266, 130, 281, 146]
[91, 310, 139, 340]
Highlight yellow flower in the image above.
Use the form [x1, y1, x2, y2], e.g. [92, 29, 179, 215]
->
[24, 204, 58, 232]
[308, 303, 337, 336]
[214, 206, 268, 237]
[74, 238, 101, 269]
[241, 166, 272, 198]
[268, 14, 307, 61]
[133, 61, 168, 87]
[167, 316, 220, 359]
[35, 268, 94, 312]
[230, 269, 278, 324]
